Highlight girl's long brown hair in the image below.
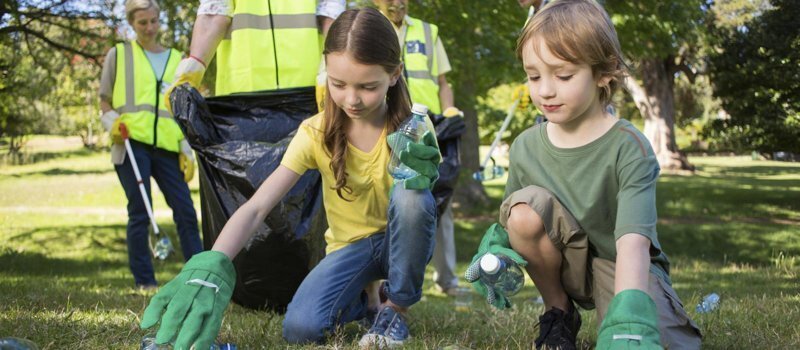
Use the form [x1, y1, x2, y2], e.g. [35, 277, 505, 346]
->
[322, 8, 412, 200]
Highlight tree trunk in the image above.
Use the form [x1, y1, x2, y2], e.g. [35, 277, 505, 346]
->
[453, 64, 489, 206]
[624, 58, 693, 171]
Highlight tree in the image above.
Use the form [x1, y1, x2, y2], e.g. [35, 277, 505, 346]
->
[605, 0, 710, 170]
[707, 0, 800, 154]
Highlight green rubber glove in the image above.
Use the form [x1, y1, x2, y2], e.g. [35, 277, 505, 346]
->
[140, 251, 236, 350]
[464, 223, 527, 309]
[597, 289, 663, 350]
[387, 130, 441, 190]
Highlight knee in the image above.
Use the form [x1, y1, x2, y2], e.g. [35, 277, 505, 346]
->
[506, 203, 546, 241]
[282, 309, 327, 344]
[391, 186, 435, 218]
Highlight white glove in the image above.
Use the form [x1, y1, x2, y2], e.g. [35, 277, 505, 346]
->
[100, 110, 120, 132]
[173, 56, 206, 87]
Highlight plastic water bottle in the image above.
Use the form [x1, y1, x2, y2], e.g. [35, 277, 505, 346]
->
[153, 236, 173, 260]
[387, 103, 430, 179]
[0, 337, 39, 350]
[472, 165, 504, 181]
[479, 253, 524, 297]
[140, 335, 236, 350]
[695, 293, 720, 313]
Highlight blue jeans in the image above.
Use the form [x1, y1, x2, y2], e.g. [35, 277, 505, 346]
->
[114, 141, 203, 286]
[282, 186, 437, 344]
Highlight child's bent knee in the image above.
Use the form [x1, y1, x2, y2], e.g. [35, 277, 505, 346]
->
[506, 203, 546, 240]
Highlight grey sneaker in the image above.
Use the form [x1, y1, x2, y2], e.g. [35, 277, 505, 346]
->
[358, 306, 409, 349]
[534, 303, 581, 350]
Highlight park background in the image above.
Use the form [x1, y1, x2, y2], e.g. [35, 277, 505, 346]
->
[1, 0, 798, 348]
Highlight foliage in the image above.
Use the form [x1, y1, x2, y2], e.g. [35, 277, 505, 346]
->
[0, 0, 200, 150]
[2, 143, 800, 348]
[707, 0, 800, 154]
[476, 84, 541, 145]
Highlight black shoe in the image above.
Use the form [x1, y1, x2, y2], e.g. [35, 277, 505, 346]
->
[534, 303, 581, 350]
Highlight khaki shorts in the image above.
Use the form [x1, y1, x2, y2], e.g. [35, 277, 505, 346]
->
[500, 185, 702, 349]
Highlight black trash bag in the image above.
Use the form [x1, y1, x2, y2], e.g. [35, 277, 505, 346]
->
[430, 114, 466, 216]
[170, 85, 325, 312]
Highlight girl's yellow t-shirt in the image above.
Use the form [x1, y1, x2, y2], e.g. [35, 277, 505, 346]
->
[281, 113, 393, 253]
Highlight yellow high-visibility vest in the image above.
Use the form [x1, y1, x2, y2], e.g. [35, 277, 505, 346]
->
[216, 0, 321, 95]
[112, 41, 183, 153]
[403, 16, 441, 114]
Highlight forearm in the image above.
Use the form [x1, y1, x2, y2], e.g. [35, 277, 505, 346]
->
[99, 100, 113, 114]
[438, 75, 454, 110]
[614, 233, 651, 294]
[212, 166, 300, 259]
[318, 15, 335, 36]
[190, 14, 232, 64]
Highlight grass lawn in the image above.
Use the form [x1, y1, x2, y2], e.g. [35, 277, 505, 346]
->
[1, 136, 799, 349]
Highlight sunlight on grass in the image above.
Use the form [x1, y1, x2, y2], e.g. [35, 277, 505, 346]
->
[2, 143, 799, 348]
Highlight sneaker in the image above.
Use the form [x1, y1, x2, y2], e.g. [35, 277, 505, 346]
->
[358, 306, 409, 349]
[534, 303, 581, 350]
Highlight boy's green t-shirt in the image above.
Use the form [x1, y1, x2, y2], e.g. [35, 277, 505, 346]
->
[504, 119, 670, 277]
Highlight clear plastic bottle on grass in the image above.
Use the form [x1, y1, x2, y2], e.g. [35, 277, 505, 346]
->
[479, 253, 524, 298]
[0, 337, 39, 350]
[140, 335, 236, 350]
[695, 293, 720, 313]
[387, 103, 430, 179]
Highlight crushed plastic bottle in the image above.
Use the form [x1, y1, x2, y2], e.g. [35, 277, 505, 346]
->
[479, 253, 524, 297]
[695, 293, 720, 313]
[140, 334, 236, 350]
[153, 236, 173, 260]
[387, 103, 431, 180]
[0, 337, 39, 350]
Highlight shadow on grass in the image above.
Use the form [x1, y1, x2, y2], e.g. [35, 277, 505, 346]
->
[0, 248, 124, 276]
[0, 148, 102, 166]
[7, 167, 115, 178]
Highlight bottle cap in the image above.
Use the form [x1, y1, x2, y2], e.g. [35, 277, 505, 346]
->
[411, 103, 429, 116]
[480, 253, 501, 274]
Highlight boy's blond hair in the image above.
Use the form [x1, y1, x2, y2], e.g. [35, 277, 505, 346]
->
[516, 0, 627, 106]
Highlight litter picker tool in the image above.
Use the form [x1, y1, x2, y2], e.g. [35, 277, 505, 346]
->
[119, 123, 173, 260]
[473, 97, 520, 182]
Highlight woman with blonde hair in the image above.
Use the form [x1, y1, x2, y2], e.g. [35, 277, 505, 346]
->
[98, 0, 202, 289]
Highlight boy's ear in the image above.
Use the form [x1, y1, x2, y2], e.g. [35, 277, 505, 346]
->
[390, 64, 403, 87]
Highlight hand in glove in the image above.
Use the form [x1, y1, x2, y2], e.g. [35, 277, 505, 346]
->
[387, 130, 441, 190]
[100, 110, 120, 132]
[596, 289, 663, 350]
[178, 139, 195, 183]
[511, 84, 531, 110]
[165, 56, 206, 114]
[110, 118, 125, 145]
[464, 223, 528, 309]
[140, 251, 236, 350]
[442, 106, 464, 118]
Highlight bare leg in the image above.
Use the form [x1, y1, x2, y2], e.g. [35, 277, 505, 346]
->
[506, 203, 570, 312]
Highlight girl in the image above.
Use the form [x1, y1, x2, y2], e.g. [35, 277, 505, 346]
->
[98, 0, 201, 289]
[140, 8, 439, 350]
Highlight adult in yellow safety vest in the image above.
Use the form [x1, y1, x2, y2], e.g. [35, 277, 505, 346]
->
[374, 0, 464, 297]
[167, 0, 345, 99]
[98, 0, 202, 289]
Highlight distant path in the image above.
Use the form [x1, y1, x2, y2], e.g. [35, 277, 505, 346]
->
[0, 206, 176, 218]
